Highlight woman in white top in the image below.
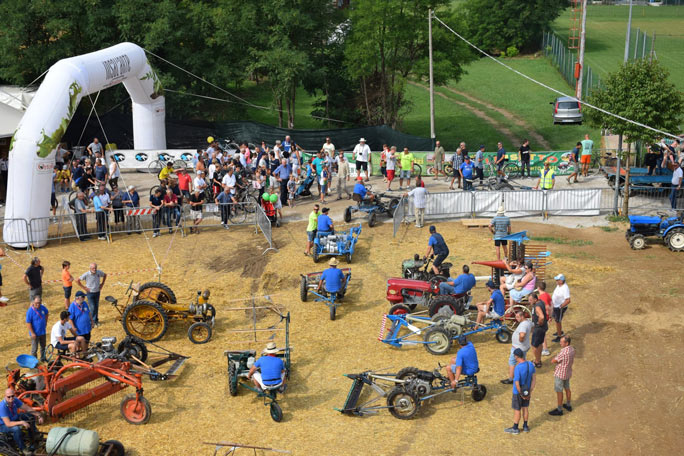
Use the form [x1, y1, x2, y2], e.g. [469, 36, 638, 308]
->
[108, 159, 120, 189]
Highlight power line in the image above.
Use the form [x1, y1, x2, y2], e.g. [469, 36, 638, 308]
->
[432, 14, 681, 140]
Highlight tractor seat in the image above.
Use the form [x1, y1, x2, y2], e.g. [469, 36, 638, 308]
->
[255, 373, 286, 390]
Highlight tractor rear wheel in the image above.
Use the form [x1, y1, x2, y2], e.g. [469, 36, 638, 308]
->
[428, 295, 466, 317]
[312, 249, 320, 263]
[101, 440, 126, 456]
[368, 211, 377, 227]
[387, 387, 419, 420]
[629, 234, 646, 250]
[423, 326, 452, 355]
[118, 336, 148, 363]
[344, 207, 352, 223]
[122, 300, 168, 342]
[188, 322, 212, 344]
[471, 384, 487, 402]
[120, 395, 151, 425]
[330, 305, 336, 321]
[228, 362, 239, 397]
[134, 282, 177, 304]
[300, 277, 308, 302]
[665, 228, 684, 252]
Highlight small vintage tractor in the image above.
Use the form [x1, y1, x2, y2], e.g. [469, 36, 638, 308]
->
[401, 254, 452, 281]
[106, 282, 216, 343]
[343, 192, 399, 227]
[625, 213, 684, 251]
[385, 276, 470, 317]
[312, 224, 362, 263]
[300, 268, 351, 320]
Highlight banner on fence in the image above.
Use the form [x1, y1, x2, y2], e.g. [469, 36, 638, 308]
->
[105, 149, 195, 170]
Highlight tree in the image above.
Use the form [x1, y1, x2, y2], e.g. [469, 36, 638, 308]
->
[461, 0, 569, 54]
[585, 59, 683, 214]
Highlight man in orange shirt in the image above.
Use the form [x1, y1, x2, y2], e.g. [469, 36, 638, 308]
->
[62, 261, 74, 309]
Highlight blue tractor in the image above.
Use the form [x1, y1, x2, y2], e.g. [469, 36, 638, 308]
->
[626, 213, 684, 251]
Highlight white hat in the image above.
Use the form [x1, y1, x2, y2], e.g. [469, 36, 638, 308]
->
[127, 185, 135, 191]
[496, 206, 505, 215]
[554, 274, 566, 281]
[264, 342, 279, 354]
[359, 138, 366, 142]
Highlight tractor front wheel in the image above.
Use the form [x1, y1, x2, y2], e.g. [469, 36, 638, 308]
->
[496, 329, 512, 344]
[300, 276, 308, 302]
[270, 402, 283, 422]
[344, 207, 352, 223]
[368, 211, 377, 227]
[666, 228, 684, 252]
[228, 362, 239, 397]
[629, 234, 646, 250]
[188, 322, 212, 344]
[122, 300, 168, 342]
[120, 395, 151, 425]
[388, 304, 411, 316]
[471, 384, 487, 402]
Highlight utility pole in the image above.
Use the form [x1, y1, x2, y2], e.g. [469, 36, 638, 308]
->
[576, 0, 588, 100]
[428, 8, 436, 145]
[624, 0, 634, 62]
[615, 0, 633, 215]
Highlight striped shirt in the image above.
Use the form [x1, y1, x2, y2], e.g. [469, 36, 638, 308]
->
[554, 345, 575, 380]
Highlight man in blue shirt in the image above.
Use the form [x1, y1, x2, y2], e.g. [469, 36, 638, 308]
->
[317, 207, 334, 234]
[149, 188, 163, 237]
[318, 258, 346, 295]
[459, 155, 475, 190]
[475, 280, 506, 325]
[247, 342, 286, 390]
[25, 296, 48, 362]
[425, 226, 450, 276]
[312, 153, 325, 194]
[274, 159, 292, 207]
[505, 348, 537, 434]
[439, 265, 475, 296]
[123, 185, 141, 234]
[352, 177, 374, 204]
[446, 336, 479, 388]
[68, 291, 93, 344]
[0, 387, 43, 452]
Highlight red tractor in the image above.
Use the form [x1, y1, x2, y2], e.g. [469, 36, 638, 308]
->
[385, 277, 470, 317]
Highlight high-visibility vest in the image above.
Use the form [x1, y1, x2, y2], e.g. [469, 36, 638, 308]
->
[540, 169, 555, 189]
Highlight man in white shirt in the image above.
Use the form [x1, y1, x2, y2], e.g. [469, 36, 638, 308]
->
[273, 141, 282, 160]
[193, 171, 208, 192]
[385, 146, 397, 191]
[670, 162, 682, 209]
[222, 167, 237, 194]
[501, 309, 533, 384]
[406, 185, 428, 228]
[51, 310, 86, 354]
[321, 137, 335, 156]
[353, 138, 371, 182]
[551, 274, 571, 343]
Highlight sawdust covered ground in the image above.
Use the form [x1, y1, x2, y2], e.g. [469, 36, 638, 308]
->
[0, 218, 683, 455]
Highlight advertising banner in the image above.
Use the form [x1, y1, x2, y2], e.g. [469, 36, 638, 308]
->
[106, 149, 195, 170]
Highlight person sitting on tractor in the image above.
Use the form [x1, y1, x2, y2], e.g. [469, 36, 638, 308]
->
[317, 207, 334, 234]
[158, 161, 174, 183]
[1, 387, 44, 455]
[352, 176, 374, 204]
[318, 258, 347, 297]
[475, 280, 506, 326]
[508, 261, 537, 307]
[438, 265, 476, 296]
[499, 259, 523, 298]
[51, 310, 87, 356]
[446, 336, 479, 389]
[426, 225, 450, 276]
[247, 342, 286, 391]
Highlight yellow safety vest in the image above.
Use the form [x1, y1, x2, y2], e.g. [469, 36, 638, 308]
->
[540, 169, 554, 189]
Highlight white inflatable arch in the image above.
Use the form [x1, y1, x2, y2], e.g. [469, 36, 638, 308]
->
[5, 43, 166, 247]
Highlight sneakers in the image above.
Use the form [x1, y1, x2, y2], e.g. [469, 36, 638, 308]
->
[552, 336, 562, 343]
[98, 236, 106, 240]
[548, 408, 563, 416]
[152, 232, 160, 238]
[541, 349, 550, 356]
[0, 296, 9, 303]
[522, 424, 530, 433]
[223, 224, 230, 230]
[500, 378, 514, 385]
[504, 426, 520, 435]
[563, 403, 573, 412]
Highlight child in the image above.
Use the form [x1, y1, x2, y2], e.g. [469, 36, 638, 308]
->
[273, 191, 283, 221]
[62, 261, 74, 309]
[0, 248, 8, 303]
[538, 280, 552, 356]
[320, 165, 329, 203]
[287, 174, 297, 208]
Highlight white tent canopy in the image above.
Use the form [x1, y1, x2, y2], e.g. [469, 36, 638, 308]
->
[0, 86, 36, 137]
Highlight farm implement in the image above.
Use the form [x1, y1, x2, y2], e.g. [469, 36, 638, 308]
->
[312, 224, 362, 263]
[337, 365, 486, 419]
[0, 426, 125, 456]
[300, 268, 351, 320]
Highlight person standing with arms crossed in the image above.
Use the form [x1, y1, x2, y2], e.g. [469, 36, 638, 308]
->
[580, 134, 593, 177]
[23, 257, 44, 301]
[399, 148, 415, 190]
[335, 152, 351, 200]
[489, 206, 511, 260]
[549, 335, 575, 416]
[76, 263, 107, 327]
[353, 138, 371, 182]
[433, 140, 445, 179]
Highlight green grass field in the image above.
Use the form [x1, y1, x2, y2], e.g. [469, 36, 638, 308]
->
[552, 4, 684, 91]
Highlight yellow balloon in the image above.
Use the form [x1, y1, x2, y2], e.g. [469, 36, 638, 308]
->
[207, 136, 214, 144]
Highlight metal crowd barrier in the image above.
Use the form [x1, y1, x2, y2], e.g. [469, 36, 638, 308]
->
[255, 204, 277, 254]
[392, 196, 406, 237]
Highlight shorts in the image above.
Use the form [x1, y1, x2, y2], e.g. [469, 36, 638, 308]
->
[580, 154, 591, 164]
[63, 286, 72, 299]
[191, 210, 202, 221]
[434, 160, 442, 171]
[510, 288, 533, 303]
[386, 169, 395, 181]
[321, 184, 327, 194]
[356, 160, 368, 171]
[79, 333, 91, 343]
[486, 310, 502, 319]
[433, 253, 448, 268]
[554, 376, 571, 392]
[509, 347, 528, 366]
[494, 239, 508, 246]
[307, 230, 316, 242]
[531, 326, 547, 348]
[552, 306, 568, 322]
[400, 170, 411, 179]
[512, 393, 530, 410]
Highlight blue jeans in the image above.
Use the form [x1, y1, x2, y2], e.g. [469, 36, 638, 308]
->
[0, 413, 36, 449]
[439, 282, 455, 295]
[87, 291, 101, 323]
[670, 186, 678, 209]
[164, 207, 181, 227]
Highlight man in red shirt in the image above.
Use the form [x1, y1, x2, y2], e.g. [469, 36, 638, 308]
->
[176, 168, 193, 200]
[163, 188, 181, 233]
[548, 335, 575, 416]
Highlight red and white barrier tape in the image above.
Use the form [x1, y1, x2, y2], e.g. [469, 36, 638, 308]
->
[378, 314, 387, 341]
[126, 208, 155, 216]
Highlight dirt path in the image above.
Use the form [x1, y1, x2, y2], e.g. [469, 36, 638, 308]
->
[409, 80, 521, 146]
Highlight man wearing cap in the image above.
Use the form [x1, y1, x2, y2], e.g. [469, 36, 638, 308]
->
[446, 336, 479, 388]
[68, 291, 93, 345]
[535, 161, 555, 190]
[318, 258, 347, 297]
[353, 138, 371, 182]
[247, 342, 286, 390]
[25, 296, 49, 362]
[551, 274, 571, 343]
[489, 206, 511, 260]
[193, 170, 208, 193]
[505, 347, 536, 434]
[475, 145, 485, 184]
[305, 204, 320, 256]
[670, 161, 682, 209]
[76, 263, 107, 327]
[426, 226, 449, 276]
[439, 265, 476, 296]
[122, 185, 141, 234]
[353, 177, 374, 204]
[459, 155, 475, 191]
[1, 387, 43, 454]
[317, 207, 334, 234]
[475, 280, 506, 326]
[433, 140, 445, 179]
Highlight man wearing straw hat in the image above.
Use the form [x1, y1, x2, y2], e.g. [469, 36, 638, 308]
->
[318, 258, 347, 297]
[247, 342, 286, 390]
[489, 206, 511, 260]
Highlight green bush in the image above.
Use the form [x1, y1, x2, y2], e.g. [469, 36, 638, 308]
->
[506, 46, 519, 58]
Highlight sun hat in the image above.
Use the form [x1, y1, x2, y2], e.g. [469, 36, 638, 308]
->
[264, 342, 279, 354]
[329, 258, 339, 266]
[128, 185, 135, 191]
[554, 273, 565, 281]
[359, 138, 366, 142]
[496, 206, 505, 215]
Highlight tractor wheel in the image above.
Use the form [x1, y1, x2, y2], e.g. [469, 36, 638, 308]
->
[188, 322, 212, 344]
[228, 362, 239, 397]
[397, 367, 432, 396]
[629, 234, 646, 250]
[388, 198, 400, 215]
[134, 282, 177, 304]
[368, 211, 377, 227]
[625, 230, 635, 241]
[503, 305, 531, 331]
[330, 305, 336, 321]
[428, 295, 466, 317]
[122, 300, 168, 342]
[496, 329, 512, 344]
[344, 207, 352, 223]
[666, 228, 684, 252]
[120, 395, 151, 425]
[346, 252, 352, 263]
[300, 276, 308, 302]
[312, 249, 320, 263]
[101, 440, 126, 456]
[387, 387, 419, 420]
[423, 326, 452, 355]
[270, 402, 283, 422]
[388, 304, 411, 316]
[117, 336, 149, 363]
[471, 384, 487, 402]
